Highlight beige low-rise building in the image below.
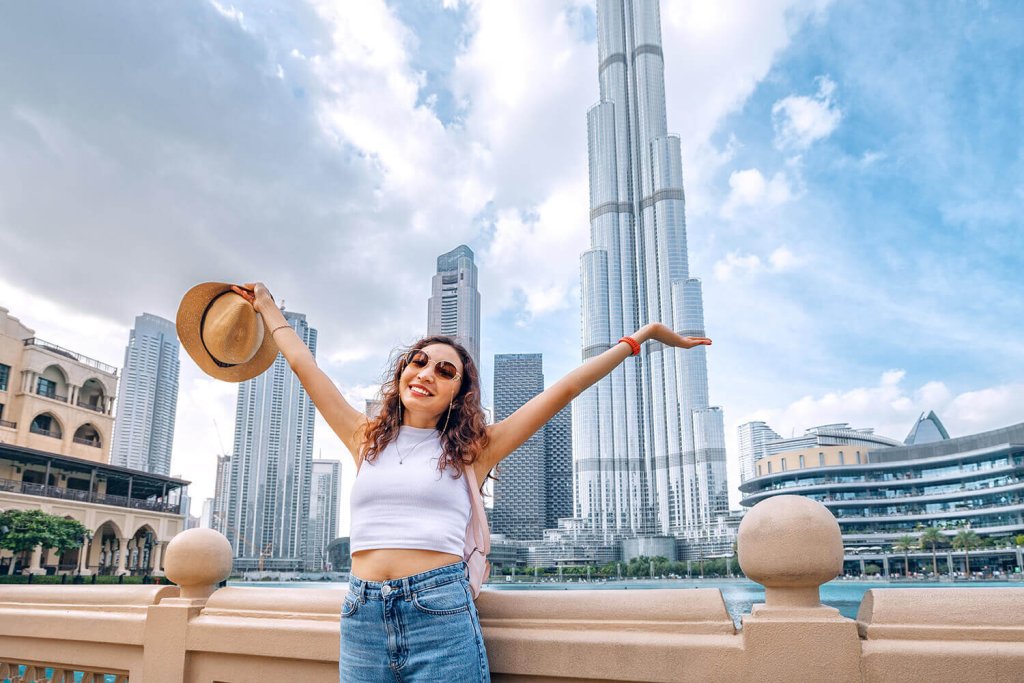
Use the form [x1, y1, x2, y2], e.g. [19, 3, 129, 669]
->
[0, 442, 188, 576]
[754, 444, 871, 477]
[0, 307, 118, 463]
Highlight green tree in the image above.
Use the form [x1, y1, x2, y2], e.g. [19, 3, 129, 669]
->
[892, 535, 918, 577]
[952, 529, 982, 577]
[1015, 534, 1024, 547]
[918, 527, 946, 577]
[52, 517, 89, 557]
[0, 510, 87, 574]
[1, 510, 57, 574]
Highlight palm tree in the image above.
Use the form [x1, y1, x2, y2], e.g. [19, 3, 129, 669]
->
[919, 526, 946, 578]
[952, 529, 982, 578]
[892, 535, 918, 578]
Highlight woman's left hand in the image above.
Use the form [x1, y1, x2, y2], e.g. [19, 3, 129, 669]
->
[640, 322, 712, 349]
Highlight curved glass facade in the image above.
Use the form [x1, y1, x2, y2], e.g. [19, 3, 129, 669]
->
[740, 422, 1024, 546]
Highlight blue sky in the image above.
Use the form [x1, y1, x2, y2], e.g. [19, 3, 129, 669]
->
[0, 1, 1021, 524]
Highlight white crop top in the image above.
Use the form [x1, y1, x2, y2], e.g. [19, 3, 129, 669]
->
[350, 426, 471, 556]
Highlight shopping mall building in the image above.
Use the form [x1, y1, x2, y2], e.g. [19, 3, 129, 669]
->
[739, 414, 1024, 575]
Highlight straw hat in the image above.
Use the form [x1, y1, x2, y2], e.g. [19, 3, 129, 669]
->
[176, 282, 280, 382]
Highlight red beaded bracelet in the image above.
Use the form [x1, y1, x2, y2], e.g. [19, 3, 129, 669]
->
[619, 336, 641, 356]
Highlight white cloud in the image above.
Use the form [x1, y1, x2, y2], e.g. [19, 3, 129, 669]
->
[208, 0, 245, 27]
[714, 251, 762, 281]
[721, 167, 796, 217]
[734, 371, 1024, 457]
[772, 75, 843, 150]
[881, 369, 906, 386]
[713, 245, 803, 281]
[768, 246, 800, 271]
[480, 177, 591, 318]
[860, 149, 886, 167]
[660, 0, 833, 216]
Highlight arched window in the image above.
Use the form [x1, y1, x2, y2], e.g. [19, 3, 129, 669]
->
[30, 413, 62, 439]
[78, 378, 107, 413]
[73, 424, 102, 448]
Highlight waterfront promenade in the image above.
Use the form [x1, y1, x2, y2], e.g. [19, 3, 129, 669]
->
[2, 495, 1023, 681]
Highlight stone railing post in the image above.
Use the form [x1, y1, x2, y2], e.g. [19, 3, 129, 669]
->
[738, 495, 862, 682]
[142, 528, 232, 682]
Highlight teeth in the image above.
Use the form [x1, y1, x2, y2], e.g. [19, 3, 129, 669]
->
[410, 386, 431, 396]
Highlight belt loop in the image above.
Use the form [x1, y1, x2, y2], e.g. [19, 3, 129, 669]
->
[358, 579, 367, 604]
[402, 576, 412, 602]
[463, 561, 469, 579]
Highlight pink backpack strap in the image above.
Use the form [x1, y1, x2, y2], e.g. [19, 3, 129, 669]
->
[462, 463, 490, 598]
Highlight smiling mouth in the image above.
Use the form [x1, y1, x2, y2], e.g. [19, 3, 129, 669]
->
[409, 385, 432, 397]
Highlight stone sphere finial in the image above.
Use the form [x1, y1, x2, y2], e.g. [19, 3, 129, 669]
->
[738, 495, 843, 609]
[164, 528, 233, 600]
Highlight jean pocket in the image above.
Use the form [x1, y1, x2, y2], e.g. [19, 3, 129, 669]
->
[341, 593, 361, 618]
[411, 580, 470, 616]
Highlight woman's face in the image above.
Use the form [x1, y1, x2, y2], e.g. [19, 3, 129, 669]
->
[398, 343, 465, 422]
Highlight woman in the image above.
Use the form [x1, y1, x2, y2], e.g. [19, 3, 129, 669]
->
[233, 282, 711, 682]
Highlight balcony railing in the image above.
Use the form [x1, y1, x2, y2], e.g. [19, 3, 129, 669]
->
[23, 338, 119, 376]
[833, 496, 1024, 519]
[35, 389, 69, 403]
[76, 400, 106, 413]
[745, 460, 1024, 498]
[0, 420, 15, 429]
[0, 478, 180, 514]
[28, 425, 62, 439]
[72, 437, 102, 448]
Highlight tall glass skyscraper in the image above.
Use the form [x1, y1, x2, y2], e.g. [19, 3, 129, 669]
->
[737, 421, 782, 484]
[575, 0, 728, 540]
[492, 354, 546, 540]
[306, 459, 340, 571]
[110, 313, 180, 475]
[224, 311, 317, 571]
[427, 245, 481, 367]
[492, 354, 574, 540]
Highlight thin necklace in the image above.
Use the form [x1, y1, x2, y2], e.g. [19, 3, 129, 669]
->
[395, 427, 437, 465]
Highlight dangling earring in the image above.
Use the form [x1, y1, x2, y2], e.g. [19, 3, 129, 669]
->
[439, 387, 455, 434]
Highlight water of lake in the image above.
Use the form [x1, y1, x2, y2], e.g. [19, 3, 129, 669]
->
[234, 578, 1022, 626]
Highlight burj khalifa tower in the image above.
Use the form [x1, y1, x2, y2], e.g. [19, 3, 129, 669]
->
[574, 0, 728, 542]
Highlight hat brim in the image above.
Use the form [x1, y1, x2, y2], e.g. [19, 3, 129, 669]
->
[176, 282, 280, 383]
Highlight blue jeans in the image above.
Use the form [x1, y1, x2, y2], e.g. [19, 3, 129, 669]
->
[340, 562, 490, 682]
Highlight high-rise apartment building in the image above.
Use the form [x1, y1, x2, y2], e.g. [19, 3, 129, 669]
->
[491, 354, 573, 540]
[211, 453, 230, 534]
[492, 354, 545, 540]
[545, 404, 574, 530]
[575, 0, 728, 539]
[110, 314, 180, 475]
[306, 459, 340, 571]
[223, 311, 317, 572]
[427, 245, 481, 367]
[737, 421, 782, 483]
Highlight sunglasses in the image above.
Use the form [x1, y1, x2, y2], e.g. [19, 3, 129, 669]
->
[404, 349, 462, 381]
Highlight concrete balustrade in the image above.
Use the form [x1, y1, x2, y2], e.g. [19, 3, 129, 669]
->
[0, 494, 1022, 682]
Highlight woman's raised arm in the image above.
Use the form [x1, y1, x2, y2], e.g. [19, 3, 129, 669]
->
[479, 323, 711, 471]
[234, 283, 368, 458]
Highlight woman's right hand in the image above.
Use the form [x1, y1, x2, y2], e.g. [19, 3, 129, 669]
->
[231, 282, 275, 315]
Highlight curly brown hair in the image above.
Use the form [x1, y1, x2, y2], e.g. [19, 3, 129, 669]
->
[360, 336, 489, 477]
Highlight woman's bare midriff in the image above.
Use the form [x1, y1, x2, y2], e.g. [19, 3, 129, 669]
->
[351, 548, 463, 581]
